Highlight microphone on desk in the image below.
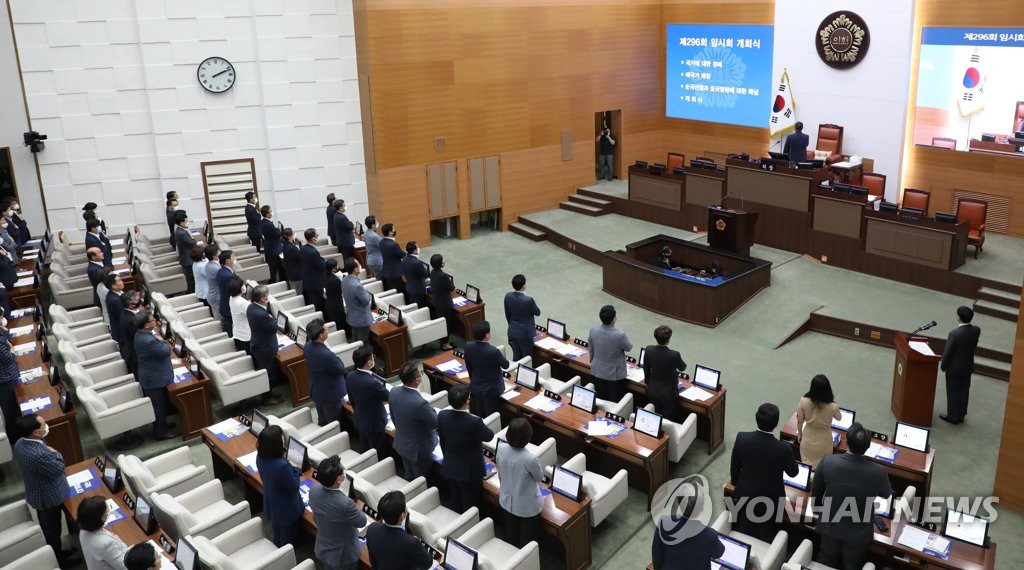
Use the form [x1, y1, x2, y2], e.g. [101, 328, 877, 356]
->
[716, 193, 744, 211]
[909, 320, 937, 336]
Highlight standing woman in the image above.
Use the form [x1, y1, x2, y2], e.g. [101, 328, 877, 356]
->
[324, 259, 347, 333]
[227, 278, 252, 354]
[282, 228, 303, 296]
[429, 254, 455, 351]
[362, 215, 383, 277]
[78, 495, 130, 570]
[795, 374, 843, 469]
[190, 245, 209, 307]
[256, 424, 304, 547]
[497, 418, 543, 548]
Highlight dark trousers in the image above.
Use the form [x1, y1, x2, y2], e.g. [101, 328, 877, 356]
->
[945, 372, 972, 421]
[0, 381, 18, 440]
[339, 243, 354, 259]
[593, 377, 627, 403]
[303, 290, 325, 314]
[448, 478, 483, 514]
[271, 520, 299, 548]
[509, 335, 533, 362]
[316, 401, 343, 427]
[382, 276, 404, 296]
[649, 392, 679, 423]
[182, 265, 195, 294]
[234, 339, 251, 354]
[221, 313, 233, 335]
[0, 288, 10, 317]
[144, 385, 170, 437]
[735, 497, 783, 543]
[37, 504, 63, 556]
[266, 254, 283, 283]
[350, 326, 370, 343]
[250, 234, 262, 251]
[401, 454, 432, 481]
[502, 510, 539, 548]
[360, 429, 387, 461]
[406, 291, 425, 309]
[820, 531, 871, 570]
[470, 389, 500, 419]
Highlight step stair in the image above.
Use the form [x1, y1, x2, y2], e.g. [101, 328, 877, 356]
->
[508, 222, 547, 242]
[977, 286, 1021, 308]
[975, 355, 1011, 381]
[568, 194, 613, 210]
[972, 298, 1018, 322]
[559, 200, 609, 217]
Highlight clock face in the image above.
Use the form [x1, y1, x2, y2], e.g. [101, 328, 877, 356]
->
[197, 57, 236, 93]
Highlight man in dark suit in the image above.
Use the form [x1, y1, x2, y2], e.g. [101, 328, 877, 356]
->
[134, 311, 179, 439]
[260, 205, 283, 283]
[365, 491, 434, 570]
[84, 218, 113, 267]
[940, 305, 982, 424]
[783, 121, 809, 164]
[0, 247, 16, 316]
[246, 284, 285, 405]
[300, 228, 326, 312]
[730, 403, 799, 543]
[651, 481, 723, 570]
[216, 250, 236, 333]
[504, 274, 541, 362]
[811, 423, 892, 570]
[304, 318, 347, 426]
[464, 321, 510, 419]
[378, 223, 405, 295]
[244, 191, 261, 249]
[346, 345, 389, 460]
[324, 192, 337, 246]
[308, 455, 366, 570]
[103, 272, 126, 344]
[0, 197, 29, 246]
[173, 210, 197, 293]
[86, 247, 106, 308]
[332, 199, 356, 259]
[642, 325, 687, 421]
[429, 254, 455, 351]
[165, 196, 178, 250]
[438, 383, 495, 513]
[282, 228, 302, 295]
[119, 291, 142, 378]
[388, 363, 438, 480]
[13, 414, 75, 565]
[401, 241, 427, 308]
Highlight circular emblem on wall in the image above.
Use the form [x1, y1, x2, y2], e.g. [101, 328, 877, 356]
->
[815, 11, 870, 69]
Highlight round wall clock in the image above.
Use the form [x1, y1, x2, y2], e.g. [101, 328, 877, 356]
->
[197, 56, 236, 93]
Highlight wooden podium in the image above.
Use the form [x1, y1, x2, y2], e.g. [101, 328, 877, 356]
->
[891, 332, 941, 427]
[708, 206, 758, 257]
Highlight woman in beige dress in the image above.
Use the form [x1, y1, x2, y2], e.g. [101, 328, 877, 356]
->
[796, 374, 842, 469]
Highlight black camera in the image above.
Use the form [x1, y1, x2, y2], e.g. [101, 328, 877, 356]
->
[23, 131, 47, 153]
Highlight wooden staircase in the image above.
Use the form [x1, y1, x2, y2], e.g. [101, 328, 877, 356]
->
[558, 193, 612, 216]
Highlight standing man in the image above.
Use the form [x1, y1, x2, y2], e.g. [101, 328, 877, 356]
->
[388, 363, 438, 480]
[729, 403, 799, 542]
[332, 199, 356, 259]
[642, 325, 686, 421]
[438, 383, 495, 513]
[203, 245, 222, 327]
[308, 455, 367, 570]
[378, 223, 406, 296]
[282, 228, 303, 295]
[783, 121, 809, 164]
[401, 241, 427, 308]
[341, 257, 372, 343]
[429, 254, 455, 351]
[246, 285, 285, 406]
[588, 305, 633, 402]
[811, 423, 892, 570]
[0, 247, 15, 316]
[119, 291, 143, 378]
[13, 414, 74, 565]
[463, 321, 509, 418]
[243, 191, 261, 249]
[261, 205, 283, 283]
[596, 123, 616, 181]
[87, 247, 106, 308]
[216, 250, 237, 334]
[304, 318, 347, 426]
[346, 345, 389, 460]
[134, 311, 179, 440]
[325, 192, 338, 246]
[173, 210, 197, 294]
[504, 274, 541, 362]
[940, 305, 981, 425]
[104, 272, 126, 344]
[300, 228, 327, 312]
[365, 491, 434, 570]
[85, 218, 113, 266]
[165, 196, 179, 250]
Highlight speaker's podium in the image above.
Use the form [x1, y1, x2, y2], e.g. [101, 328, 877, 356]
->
[708, 206, 758, 257]
[891, 332, 941, 427]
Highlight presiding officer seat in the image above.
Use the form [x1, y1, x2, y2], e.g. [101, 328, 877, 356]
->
[808, 123, 844, 163]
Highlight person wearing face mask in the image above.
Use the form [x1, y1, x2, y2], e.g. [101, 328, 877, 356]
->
[0, 216, 18, 265]
[362, 215, 383, 277]
[332, 199, 355, 259]
[82, 202, 107, 234]
[304, 318, 347, 427]
[282, 228, 303, 296]
[365, 491, 434, 570]
[323, 259, 346, 333]
[173, 211, 197, 294]
[378, 223, 405, 296]
[401, 241, 428, 308]
[429, 254, 455, 351]
[0, 246, 16, 316]
[0, 310, 18, 442]
[0, 198, 27, 247]
[78, 495, 130, 570]
[260, 205, 283, 283]
[341, 257, 372, 343]
[244, 191, 261, 249]
[85, 218, 113, 267]
[300, 228, 327, 313]
[134, 311, 179, 440]
[166, 196, 179, 251]
[118, 291, 143, 378]
[103, 272, 126, 344]
[13, 414, 76, 565]
[228, 278, 252, 354]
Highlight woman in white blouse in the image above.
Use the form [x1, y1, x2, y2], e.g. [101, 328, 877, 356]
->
[78, 495, 129, 570]
[228, 277, 253, 354]
[190, 245, 209, 305]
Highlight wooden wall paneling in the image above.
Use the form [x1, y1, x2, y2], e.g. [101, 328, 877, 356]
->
[468, 157, 485, 212]
[369, 165, 432, 246]
[994, 275, 1024, 514]
[456, 158, 472, 239]
[443, 161, 458, 217]
[484, 155, 501, 208]
[427, 164, 444, 219]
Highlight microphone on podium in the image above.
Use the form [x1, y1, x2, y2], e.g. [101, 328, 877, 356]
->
[909, 320, 937, 336]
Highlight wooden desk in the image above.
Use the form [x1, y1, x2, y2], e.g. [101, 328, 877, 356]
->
[167, 376, 214, 440]
[277, 344, 310, 407]
[863, 211, 969, 271]
[811, 190, 871, 240]
[369, 321, 407, 377]
[726, 159, 830, 213]
[830, 162, 863, 184]
[968, 138, 1021, 156]
[528, 331, 726, 454]
[423, 351, 670, 504]
[626, 166, 727, 231]
[423, 290, 486, 342]
[779, 413, 935, 499]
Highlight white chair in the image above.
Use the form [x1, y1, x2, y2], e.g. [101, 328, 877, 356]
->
[64, 361, 136, 394]
[201, 356, 270, 407]
[186, 518, 295, 570]
[584, 383, 634, 417]
[288, 561, 315, 570]
[48, 305, 103, 328]
[151, 292, 205, 314]
[52, 321, 109, 347]
[119, 447, 211, 499]
[287, 310, 327, 336]
[166, 305, 216, 328]
[0, 501, 46, 566]
[632, 404, 698, 464]
[305, 430, 378, 471]
[136, 249, 179, 267]
[403, 307, 448, 353]
[375, 292, 415, 313]
[350, 457, 427, 511]
[483, 435, 558, 472]
[234, 257, 270, 284]
[265, 281, 294, 297]
[269, 295, 315, 319]
[456, 518, 540, 570]
[58, 339, 123, 369]
[407, 487, 481, 550]
[172, 319, 229, 344]
[150, 480, 251, 542]
[77, 384, 156, 450]
[0, 545, 58, 570]
[270, 407, 339, 444]
[184, 337, 247, 364]
[133, 228, 174, 255]
[711, 511, 788, 570]
[426, 390, 450, 411]
[782, 539, 875, 570]
[139, 262, 187, 296]
[534, 363, 581, 396]
[325, 330, 363, 368]
[364, 280, 394, 297]
[550, 453, 628, 527]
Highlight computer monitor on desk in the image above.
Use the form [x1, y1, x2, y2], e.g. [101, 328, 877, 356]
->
[944, 508, 990, 548]
[711, 534, 751, 570]
[849, 185, 869, 197]
[768, 151, 788, 161]
[515, 365, 539, 391]
[570, 385, 596, 414]
[894, 421, 930, 452]
[934, 212, 957, 224]
[287, 436, 308, 470]
[899, 207, 924, 222]
[546, 319, 566, 341]
[443, 538, 479, 570]
[879, 201, 898, 214]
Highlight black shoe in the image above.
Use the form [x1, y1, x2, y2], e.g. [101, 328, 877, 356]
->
[156, 429, 182, 440]
[939, 414, 963, 425]
[261, 394, 284, 406]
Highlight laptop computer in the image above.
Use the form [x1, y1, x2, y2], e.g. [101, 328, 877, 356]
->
[782, 461, 812, 492]
[831, 407, 856, 431]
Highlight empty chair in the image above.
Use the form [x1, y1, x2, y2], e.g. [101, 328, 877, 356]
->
[551, 453, 628, 527]
[324, 330, 363, 368]
[809, 123, 844, 162]
[77, 385, 156, 450]
[133, 227, 174, 255]
[535, 363, 581, 396]
[264, 281, 294, 297]
[375, 291, 414, 313]
[201, 356, 270, 408]
[956, 198, 988, 258]
[0, 545, 58, 570]
[456, 518, 540, 570]
[163, 305, 216, 329]
[234, 257, 271, 284]
[48, 305, 103, 328]
[119, 447, 211, 499]
[151, 292, 205, 314]
[150, 480, 251, 542]
[363, 280, 394, 297]
[58, 339, 123, 369]
[407, 487, 481, 550]
[135, 248, 179, 267]
[782, 539, 875, 570]
[710, 510, 788, 570]
[305, 430, 377, 471]
[403, 307, 448, 353]
[425, 390, 449, 411]
[0, 500, 46, 566]
[269, 295, 314, 318]
[350, 457, 427, 511]
[585, 383, 634, 417]
[186, 518, 296, 570]
[666, 152, 685, 172]
[860, 172, 886, 200]
[64, 361, 135, 393]
[173, 319, 229, 345]
[269, 407, 338, 444]
[184, 337, 247, 364]
[139, 262, 187, 296]
[52, 321, 110, 347]
[484, 435, 557, 472]
[48, 262, 89, 281]
[288, 310, 327, 336]
[901, 188, 931, 212]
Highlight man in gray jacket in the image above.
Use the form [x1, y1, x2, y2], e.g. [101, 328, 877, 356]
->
[587, 304, 633, 402]
[308, 455, 367, 570]
[341, 257, 373, 342]
[389, 363, 438, 480]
